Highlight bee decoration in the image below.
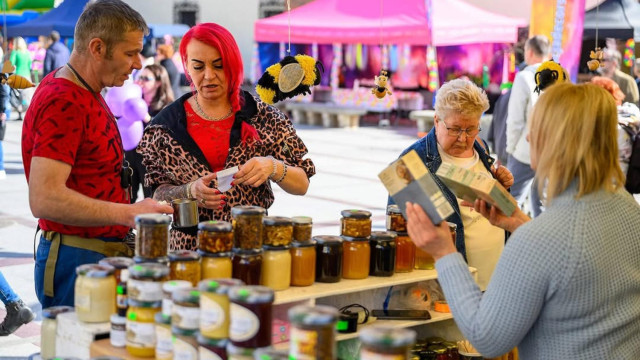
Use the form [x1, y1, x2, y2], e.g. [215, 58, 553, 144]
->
[587, 47, 605, 71]
[255, 54, 324, 105]
[0, 60, 35, 90]
[534, 60, 569, 94]
[372, 69, 392, 99]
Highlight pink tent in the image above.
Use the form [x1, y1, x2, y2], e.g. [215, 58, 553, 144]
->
[254, 0, 526, 46]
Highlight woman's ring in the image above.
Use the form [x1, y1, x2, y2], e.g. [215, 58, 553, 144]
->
[200, 198, 206, 205]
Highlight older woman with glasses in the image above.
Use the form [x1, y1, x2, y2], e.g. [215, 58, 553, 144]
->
[389, 78, 514, 290]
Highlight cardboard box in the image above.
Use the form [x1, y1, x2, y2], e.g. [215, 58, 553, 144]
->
[435, 162, 517, 216]
[379, 150, 454, 224]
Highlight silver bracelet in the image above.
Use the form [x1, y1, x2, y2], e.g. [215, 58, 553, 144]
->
[275, 162, 288, 183]
[267, 156, 278, 180]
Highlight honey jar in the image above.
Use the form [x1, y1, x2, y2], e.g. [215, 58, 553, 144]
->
[228, 285, 274, 349]
[169, 250, 202, 286]
[198, 220, 233, 254]
[260, 245, 291, 291]
[395, 232, 415, 273]
[126, 299, 161, 357]
[198, 278, 244, 339]
[171, 288, 200, 331]
[231, 205, 266, 250]
[161, 280, 191, 317]
[200, 250, 233, 279]
[128, 263, 170, 302]
[314, 235, 343, 283]
[288, 305, 339, 360]
[340, 209, 372, 237]
[135, 214, 171, 258]
[232, 249, 263, 286]
[262, 216, 293, 247]
[75, 264, 116, 323]
[291, 216, 313, 242]
[341, 235, 370, 280]
[386, 204, 407, 232]
[290, 240, 316, 287]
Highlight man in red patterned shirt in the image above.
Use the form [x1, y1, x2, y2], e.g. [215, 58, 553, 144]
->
[22, 0, 172, 307]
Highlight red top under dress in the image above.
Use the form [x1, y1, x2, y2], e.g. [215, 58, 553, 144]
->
[185, 101, 234, 172]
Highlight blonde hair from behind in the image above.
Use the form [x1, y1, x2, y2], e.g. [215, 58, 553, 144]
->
[13, 37, 27, 51]
[434, 78, 489, 120]
[529, 83, 624, 203]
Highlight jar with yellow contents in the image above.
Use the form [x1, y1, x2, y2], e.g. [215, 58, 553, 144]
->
[340, 209, 372, 237]
[169, 250, 201, 286]
[341, 235, 370, 279]
[126, 299, 161, 357]
[394, 232, 415, 273]
[198, 220, 233, 254]
[200, 250, 232, 279]
[75, 264, 116, 323]
[198, 278, 244, 339]
[260, 245, 291, 291]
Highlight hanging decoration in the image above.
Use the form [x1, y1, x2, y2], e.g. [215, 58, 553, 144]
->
[587, 1, 604, 71]
[0, 60, 34, 92]
[371, 0, 391, 99]
[356, 43, 368, 71]
[623, 39, 635, 68]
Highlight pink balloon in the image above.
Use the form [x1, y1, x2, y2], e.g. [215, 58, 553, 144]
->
[123, 98, 149, 121]
[105, 83, 143, 117]
[118, 118, 144, 151]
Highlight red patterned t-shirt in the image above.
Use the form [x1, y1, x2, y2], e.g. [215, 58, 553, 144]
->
[22, 72, 129, 239]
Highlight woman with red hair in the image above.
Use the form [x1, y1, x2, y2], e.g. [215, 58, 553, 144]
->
[137, 23, 315, 250]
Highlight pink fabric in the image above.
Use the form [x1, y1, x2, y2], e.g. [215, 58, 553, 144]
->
[254, 0, 526, 46]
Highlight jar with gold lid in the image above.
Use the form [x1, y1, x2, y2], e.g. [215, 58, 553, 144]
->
[135, 214, 171, 258]
[369, 231, 397, 277]
[171, 288, 200, 331]
[198, 278, 244, 339]
[340, 209, 372, 237]
[198, 220, 233, 254]
[290, 240, 316, 286]
[314, 235, 343, 283]
[386, 205, 407, 232]
[395, 232, 415, 273]
[75, 264, 116, 323]
[262, 216, 293, 247]
[232, 249, 262, 286]
[200, 250, 233, 279]
[359, 326, 417, 359]
[128, 263, 170, 302]
[126, 299, 161, 357]
[341, 235, 370, 279]
[169, 250, 201, 286]
[291, 216, 313, 242]
[231, 205, 266, 250]
[260, 245, 291, 291]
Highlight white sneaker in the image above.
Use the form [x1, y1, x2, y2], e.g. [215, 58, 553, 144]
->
[0, 170, 6, 179]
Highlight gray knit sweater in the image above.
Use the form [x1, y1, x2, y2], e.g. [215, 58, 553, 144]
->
[436, 182, 640, 359]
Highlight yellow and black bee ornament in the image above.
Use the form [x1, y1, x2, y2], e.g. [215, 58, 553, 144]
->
[255, 54, 324, 104]
[534, 60, 569, 93]
[0, 60, 35, 90]
[372, 69, 392, 99]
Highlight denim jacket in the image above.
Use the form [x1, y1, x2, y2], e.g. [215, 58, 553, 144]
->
[389, 128, 496, 262]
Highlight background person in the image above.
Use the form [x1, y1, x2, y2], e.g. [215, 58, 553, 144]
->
[0, 271, 35, 335]
[601, 48, 639, 106]
[156, 44, 181, 98]
[43, 30, 71, 78]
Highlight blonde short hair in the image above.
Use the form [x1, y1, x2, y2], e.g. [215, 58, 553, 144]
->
[435, 78, 489, 120]
[529, 83, 624, 203]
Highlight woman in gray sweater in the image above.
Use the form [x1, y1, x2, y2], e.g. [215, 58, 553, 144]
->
[406, 83, 640, 359]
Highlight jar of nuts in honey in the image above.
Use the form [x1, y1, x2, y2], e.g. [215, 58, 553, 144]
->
[169, 250, 202, 286]
[386, 205, 407, 232]
[198, 220, 233, 254]
[135, 214, 171, 258]
[340, 210, 372, 238]
[262, 216, 293, 247]
[291, 216, 313, 242]
[231, 206, 266, 250]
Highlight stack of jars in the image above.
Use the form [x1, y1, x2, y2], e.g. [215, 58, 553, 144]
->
[198, 220, 234, 280]
[169, 250, 201, 286]
[134, 214, 172, 265]
[261, 216, 293, 291]
[290, 216, 316, 287]
[197, 278, 244, 358]
[340, 209, 372, 280]
[231, 206, 266, 286]
[227, 285, 275, 357]
[386, 205, 416, 273]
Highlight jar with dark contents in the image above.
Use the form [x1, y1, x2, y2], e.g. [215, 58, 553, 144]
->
[386, 205, 407, 232]
[341, 236, 370, 279]
[288, 305, 339, 360]
[198, 220, 233, 254]
[135, 214, 171, 258]
[340, 210, 372, 237]
[290, 239, 316, 286]
[232, 249, 263, 286]
[359, 326, 417, 359]
[228, 286, 274, 349]
[171, 288, 200, 331]
[427, 345, 449, 360]
[313, 235, 343, 283]
[200, 250, 233, 279]
[198, 335, 228, 359]
[395, 232, 415, 273]
[442, 341, 459, 360]
[369, 231, 397, 277]
[291, 216, 313, 242]
[231, 206, 266, 250]
[262, 216, 293, 247]
[169, 250, 202, 286]
[127, 263, 170, 302]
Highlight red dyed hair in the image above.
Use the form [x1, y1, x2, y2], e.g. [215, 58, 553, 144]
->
[180, 23, 244, 113]
[590, 76, 625, 106]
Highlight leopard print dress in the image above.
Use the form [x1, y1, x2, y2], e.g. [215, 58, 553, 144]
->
[137, 91, 315, 250]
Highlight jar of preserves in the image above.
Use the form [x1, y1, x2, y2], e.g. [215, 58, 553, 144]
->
[314, 235, 343, 283]
[200, 250, 233, 279]
[232, 249, 263, 286]
[172, 288, 200, 331]
[198, 335, 228, 359]
[369, 231, 397, 277]
[231, 205, 266, 250]
[135, 214, 171, 258]
[75, 264, 116, 323]
[291, 216, 313, 242]
[169, 250, 202, 286]
[198, 278, 244, 339]
[427, 345, 449, 360]
[126, 299, 161, 357]
[415, 247, 435, 270]
[161, 280, 191, 317]
[228, 285, 274, 349]
[359, 326, 417, 359]
[110, 314, 126, 348]
[290, 240, 316, 286]
[172, 327, 199, 360]
[128, 263, 170, 302]
[395, 232, 415, 273]
[40, 306, 73, 359]
[262, 216, 293, 247]
[442, 341, 459, 360]
[341, 236, 370, 279]
[155, 313, 173, 360]
[260, 245, 291, 291]
[198, 220, 233, 254]
[288, 305, 339, 360]
[386, 205, 407, 232]
[99, 257, 134, 285]
[227, 343, 255, 359]
[340, 209, 372, 237]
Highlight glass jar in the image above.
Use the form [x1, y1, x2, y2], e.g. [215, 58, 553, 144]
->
[133, 255, 170, 266]
[427, 345, 449, 360]
[415, 247, 435, 270]
[198, 278, 244, 339]
[198, 220, 233, 254]
[341, 236, 370, 279]
[260, 245, 291, 291]
[340, 209, 372, 237]
[228, 285, 274, 349]
[314, 235, 343, 283]
[291, 216, 313, 242]
[231, 205, 266, 250]
[288, 305, 339, 360]
[99, 257, 134, 285]
[290, 240, 316, 287]
[172, 288, 200, 331]
[128, 263, 170, 302]
[75, 264, 116, 323]
[395, 232, 415, 273]
[227, 343, 255, 359]
[369, 231, 397, 277]
[126, 300, 161, 357]
[262, 216, 293, 247]
[232, 249, 263, 286]
[161, 280, 191, 317]
[442, 341, 459, 360]
[359, 326, 417, 359]
[386, 205, 407, 232]
[40, 306, 73, 359]
[135, 214, 171, 258]
[198, 335, 228, 359]
[169, 250, 202, 286]
[200, 250, 233, 279]
[155, 312, 173, 360]
[110, 314, 126, 348]
[172, 327, 199, 360]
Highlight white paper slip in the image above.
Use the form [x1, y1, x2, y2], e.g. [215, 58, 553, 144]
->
[216, 166, 239, 192]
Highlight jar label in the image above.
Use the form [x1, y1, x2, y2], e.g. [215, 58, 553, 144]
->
[173, 337, 198, 360]
[289, 327, 318, 358]
[117, 294, 128, 310]
[126, 321, 155, 348]
[199, 347, 223, 360]
[229, 303, 259, 342]
[173, 304, 200, 330]
[155, 324, 173, 356]
[128, 279, 163, 301]
[360, 349, 405, 360]
[200, 295, 226, 332]
[75, 290, 90, 312]
[162, 298, 173, 317]
[110, 328, 126, 348]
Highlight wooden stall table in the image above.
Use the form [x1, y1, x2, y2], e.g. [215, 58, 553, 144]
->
[90, 338, 148, 360]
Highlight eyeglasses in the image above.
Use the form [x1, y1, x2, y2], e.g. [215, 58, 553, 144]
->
[442, 123, 481, 137]
[138, 76, 155, 82]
